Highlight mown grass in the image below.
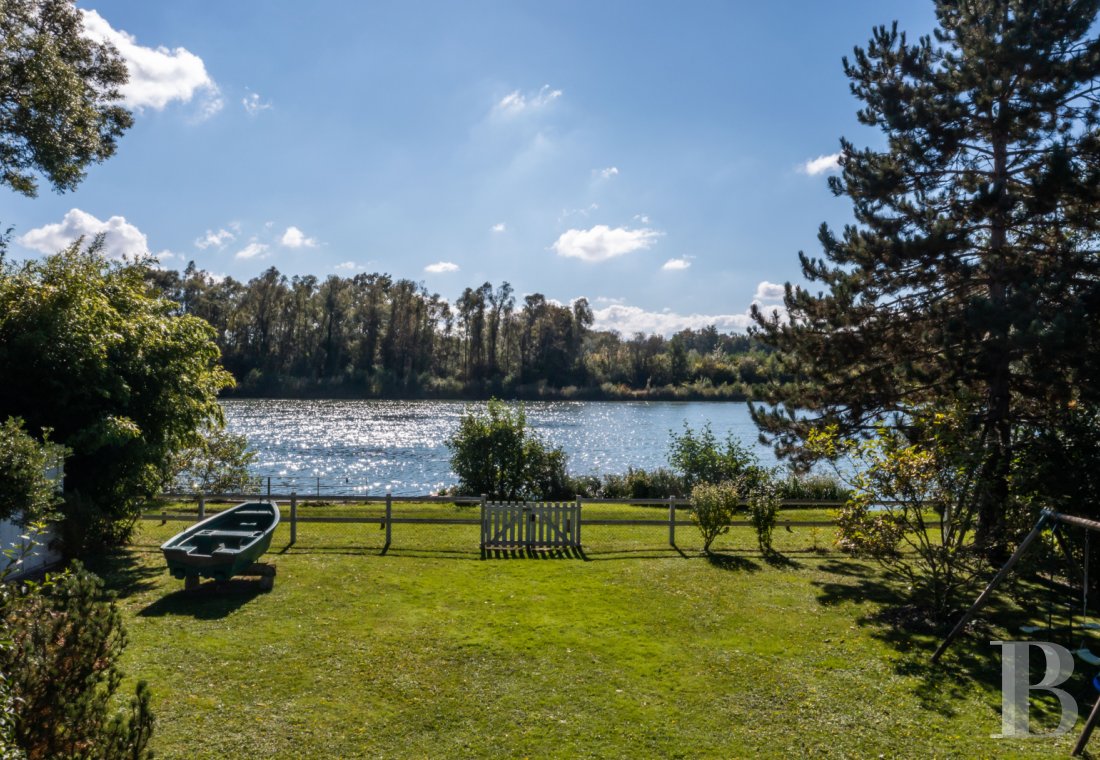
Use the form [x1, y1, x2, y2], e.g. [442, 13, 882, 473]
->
[94, 501, 1086, 759]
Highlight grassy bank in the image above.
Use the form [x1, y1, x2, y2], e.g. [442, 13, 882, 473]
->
[93, 503, 1080, 758]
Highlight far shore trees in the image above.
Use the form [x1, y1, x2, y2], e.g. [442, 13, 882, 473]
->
[752, 0, 1100, 552]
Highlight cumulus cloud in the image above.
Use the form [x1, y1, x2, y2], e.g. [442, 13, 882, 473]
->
[553, 225, 661, 263]
[591, 304, 753, 337]
[242, 92, 273, 115]
[80, 9, 221, 115]
[494, 84, 562, 115]
[280, 226, 317, 248]
[17, 208, 148, 259]
[235, 242, 269, 260]
[195, 227, 236, 250]
[597, 166, 619, 179]
[661, 257, 692, 271]
[801, 152, 841, 176]
[491, 222, 506, 233]
[753, 280, 786, 301]
[334, 261, 360, 271]
[425, 261, 459, 273]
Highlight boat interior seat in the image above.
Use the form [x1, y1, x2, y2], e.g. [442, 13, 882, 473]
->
[195, 529, 264, 539]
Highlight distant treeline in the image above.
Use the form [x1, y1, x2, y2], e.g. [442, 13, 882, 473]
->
[149, 264, 790, 399]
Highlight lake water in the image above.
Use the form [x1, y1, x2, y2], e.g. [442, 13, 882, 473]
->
[222, 399, 777, 496]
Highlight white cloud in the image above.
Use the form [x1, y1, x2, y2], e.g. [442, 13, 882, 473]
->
[280, 226, 317, 248]
[553, 225, 661, 263]
[753, 280, 786, 301]
[235, 242, 269, 260]
[661, 257, 692, 271]
[242, 92, 273, 115]
[334, 261, 360, 271]
[195, 228, 236, 250]
[17, 208, 148, 259]
[598, 166, 619, 179]
[591, 304, 753, 337]
[634, 214, 650, 224]
[425, 261, 459, 273]
[801, 152, 841, 176]
[80, 9, 220, 115]
[494, 84, 562, 115]
[491, 222, 507, 233]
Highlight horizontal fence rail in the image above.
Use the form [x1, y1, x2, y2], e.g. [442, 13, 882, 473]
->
[141, 491, 899, 556]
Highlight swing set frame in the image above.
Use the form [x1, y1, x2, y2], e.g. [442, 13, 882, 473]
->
[931, 508, 1100, 755]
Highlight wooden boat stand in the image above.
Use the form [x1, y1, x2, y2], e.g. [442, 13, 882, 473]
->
[184, 561, 277, 592]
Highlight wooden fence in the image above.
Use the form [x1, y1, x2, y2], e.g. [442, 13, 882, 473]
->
[145, 492, 850, 553]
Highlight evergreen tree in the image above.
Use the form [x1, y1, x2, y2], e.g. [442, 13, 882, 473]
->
[752, 0, 1100, 548]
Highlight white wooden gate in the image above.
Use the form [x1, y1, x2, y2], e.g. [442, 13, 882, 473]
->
[481, 500, 581, 549]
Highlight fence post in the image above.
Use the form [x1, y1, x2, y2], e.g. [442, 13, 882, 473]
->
[290, 492, 297, 545]
[480, 494, 487, 548]
[384, 492, 392, 550]
[317, 477, 321, 499]
[576, 496, 582, 547]
[668, 497, 676, 547]
[267, 476, 271, 500]
[198, 493, 206, 520]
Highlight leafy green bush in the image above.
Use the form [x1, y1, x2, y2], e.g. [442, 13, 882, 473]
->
[0, 242, 234, 554]
[669, 423, 764, 489]
[597, 467, 686, 499]
[447, 399, 570, 499]
[811, 408, 986, 622]
[775, 473, 850, 502]
[690, 481, 741, 553]
[0, 563, 154, 759]
[748, 480, 781, 552]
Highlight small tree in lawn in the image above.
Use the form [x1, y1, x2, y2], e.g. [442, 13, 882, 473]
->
[812, 405, 987, 624]
[691, 481, 740, 554]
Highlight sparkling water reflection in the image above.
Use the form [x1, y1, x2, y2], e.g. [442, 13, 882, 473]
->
[223, 399, 775, 496]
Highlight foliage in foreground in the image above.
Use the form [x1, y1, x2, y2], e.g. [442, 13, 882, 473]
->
[0, 0, 133, 197]
[812, 408, 987, 622]
[447, 399, 569, 499]
[0, 417, 64, 526]
[0, 241, 234, 554]
[0, 563, 154, 759]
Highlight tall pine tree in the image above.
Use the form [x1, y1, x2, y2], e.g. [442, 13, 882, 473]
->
[752, 0, 1100, 548]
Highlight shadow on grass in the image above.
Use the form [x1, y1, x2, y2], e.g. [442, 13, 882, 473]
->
[138, 579, 267, 619]
[704, 551, 761, 572]
[810, 559, 1100, 725]
[480, 547, 587, 560]
[83, 547, 163, 600]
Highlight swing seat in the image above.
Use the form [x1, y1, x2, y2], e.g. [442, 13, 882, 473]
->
[1020, 625, 1045, 634]
[1077, 649, 1100, 666]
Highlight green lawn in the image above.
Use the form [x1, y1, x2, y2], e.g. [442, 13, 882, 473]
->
[94, 503, 1085, 758]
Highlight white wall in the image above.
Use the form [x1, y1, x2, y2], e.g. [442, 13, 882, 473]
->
[0, 517, 61, 579]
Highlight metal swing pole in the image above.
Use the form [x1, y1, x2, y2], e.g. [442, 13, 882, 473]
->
[931, 510, 1053, 664]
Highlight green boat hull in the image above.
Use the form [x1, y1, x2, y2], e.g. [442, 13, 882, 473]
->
[161, 501, 280, 582]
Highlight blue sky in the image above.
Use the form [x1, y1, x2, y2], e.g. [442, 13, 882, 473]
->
[3, 1, 937, 335]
